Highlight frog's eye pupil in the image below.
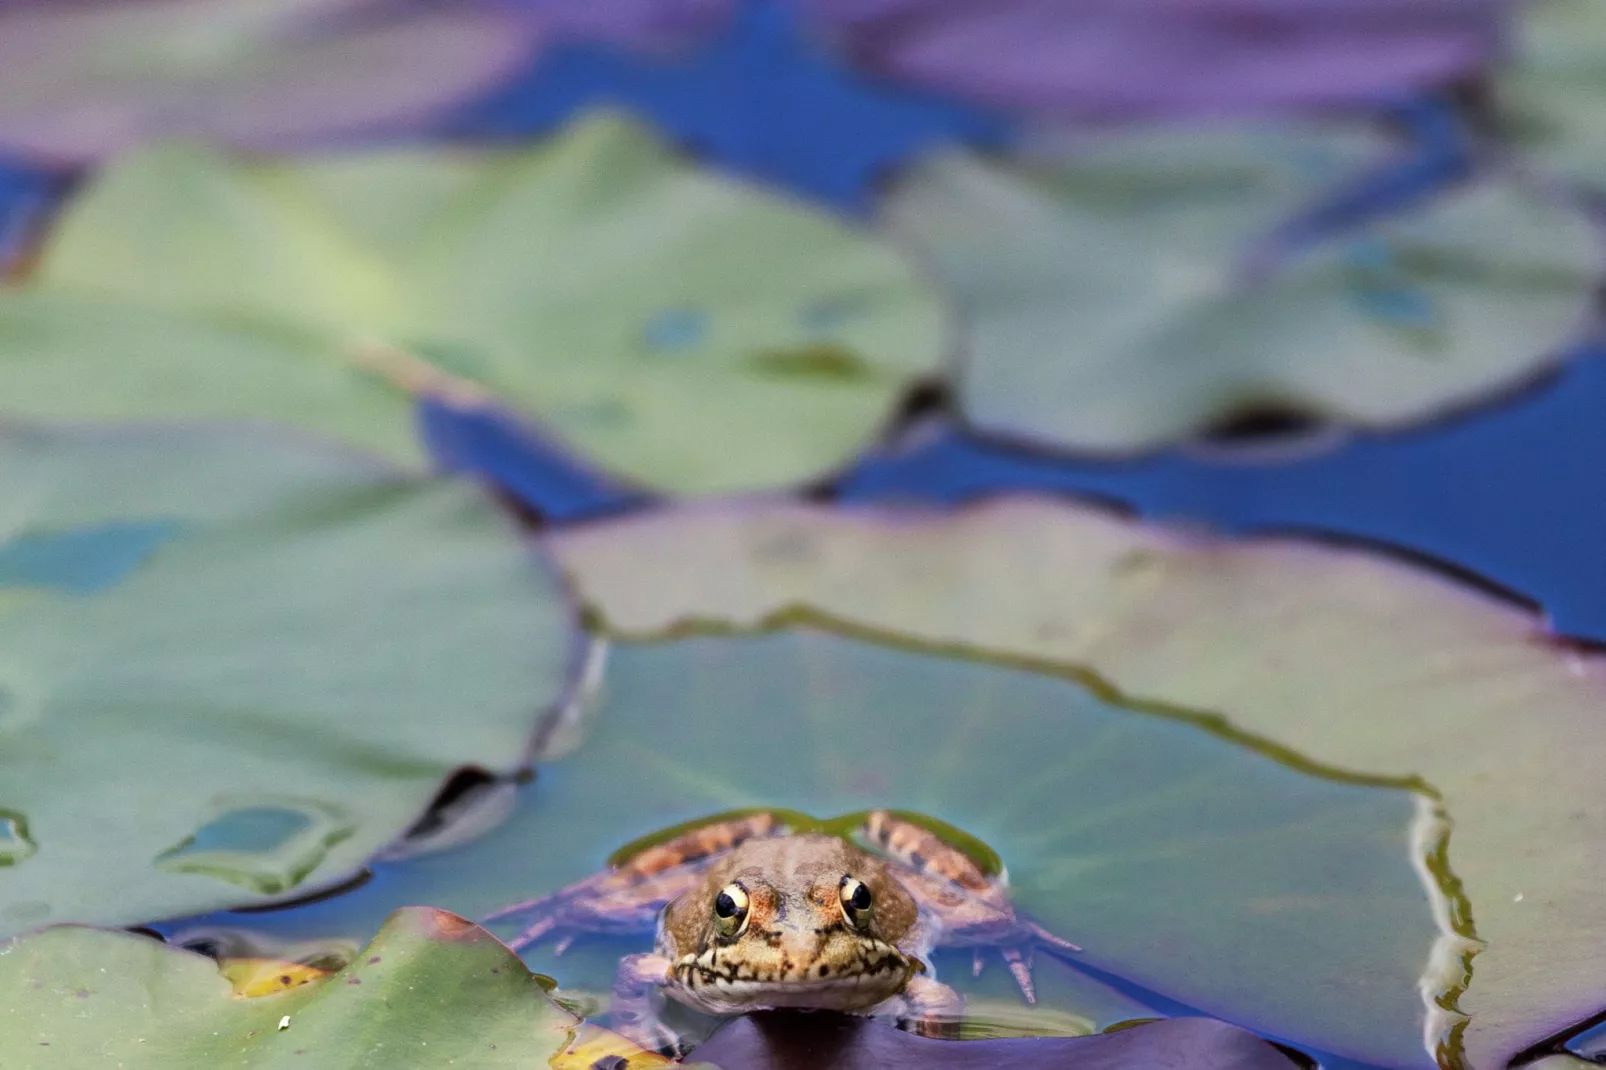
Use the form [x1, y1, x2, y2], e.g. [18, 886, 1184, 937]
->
[712, 883, 749, 935]
[839, 875, 873, 926]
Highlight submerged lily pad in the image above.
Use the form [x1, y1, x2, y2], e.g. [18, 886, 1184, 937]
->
[882, 123, 1599, 452]
[687, 1010, 1304, 1070]
[19, 112, 944, 493]
[549, 495, 1606, 1068]
[0, 908, 577, 1068]
[0, 423, 575, 934]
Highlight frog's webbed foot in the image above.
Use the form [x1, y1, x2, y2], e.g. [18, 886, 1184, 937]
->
[854, 810, 1080, 1005]
[609, 953, 690, 1057]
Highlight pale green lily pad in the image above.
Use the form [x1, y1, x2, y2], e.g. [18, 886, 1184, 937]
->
[23, 112, 945, 493]
[881, 123, 1599, 451]
[0, 423, 575, 934]
[0, 907, 578, 1068]
[1502, 0, 1606, 189]
[0, 292, 423, 467]
[548, 495, 1606, 1068]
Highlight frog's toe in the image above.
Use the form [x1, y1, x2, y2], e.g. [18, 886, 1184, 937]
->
[1001, 945, 1037, 1004]
[1030, 921, 1082, 955]
[506, 914, 561, 952]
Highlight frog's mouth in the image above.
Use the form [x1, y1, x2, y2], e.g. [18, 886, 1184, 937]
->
[667, 939, 918, 1015]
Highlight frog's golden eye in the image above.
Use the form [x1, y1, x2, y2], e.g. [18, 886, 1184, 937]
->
[712, 882, 750, 937]
[839, 875, 873, 929]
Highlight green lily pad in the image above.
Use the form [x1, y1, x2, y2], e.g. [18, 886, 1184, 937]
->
[1503, 0, 1606, 188]
[517, 629, 1444, 1067]
[0, 296, 424, 468]
[0, 907, 578, 1068]
[20, 112, 944, 493]
[0, 423, 575, 934]
[547, 495, 1606, 1068]
[881, 123, 1599, 451]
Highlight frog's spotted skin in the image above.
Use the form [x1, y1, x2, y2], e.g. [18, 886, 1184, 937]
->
[483, 810, 1079, 1054]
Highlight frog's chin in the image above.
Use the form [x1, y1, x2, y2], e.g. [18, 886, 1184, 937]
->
[664, 973, 910, 1016]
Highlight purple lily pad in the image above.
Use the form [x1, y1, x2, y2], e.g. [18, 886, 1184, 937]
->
[0, 0, 545, 165]
[800, 0, 1508, 119]
[686, 1011, 1305, 1070]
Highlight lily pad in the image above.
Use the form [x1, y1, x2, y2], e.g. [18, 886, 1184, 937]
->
[0, 423, 576, 934]
[0, 292, 424, 468]
[881, 122, 1599, 452]
[0, 907, 578, 1068]
[0, 0, 545, 165]
[800, 0, 1504, 120]
[23, 112, 945, 493]
[486, 629, 1439, 1066]
[1502, 0, 1606, 189]
[548, 494, 1606, 1068]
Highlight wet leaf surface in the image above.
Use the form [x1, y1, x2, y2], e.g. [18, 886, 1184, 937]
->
[685, 1010, 1305, 1070]
[547, 494, 1606, 1067]
[0, 0, 544, 165]
[0, 423, 575, 933]
[22, 112, 944, 493]
[0, 908, 577, 1068]
[882, 122, 1599, 452]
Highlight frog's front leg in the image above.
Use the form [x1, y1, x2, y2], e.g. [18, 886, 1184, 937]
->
[877, 974, 965, 1040]
[855, 810, 1079, 1003]
[608, 953, 686, 1057]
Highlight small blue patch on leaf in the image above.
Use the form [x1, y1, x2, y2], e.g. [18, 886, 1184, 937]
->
[0, 521, 182, 595]
[642, 307, 708, 352]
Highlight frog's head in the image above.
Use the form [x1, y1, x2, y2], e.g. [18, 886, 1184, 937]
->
[660, 834, 924, 1015]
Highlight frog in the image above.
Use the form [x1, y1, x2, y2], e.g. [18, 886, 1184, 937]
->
[482, 809, 1080, 1053]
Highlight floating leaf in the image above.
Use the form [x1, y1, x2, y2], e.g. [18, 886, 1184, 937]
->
[1502, 0, 1606, 188]
[482, 629, 1438, 1065]
[0, 423, 575, 933]
[800, 0, 1505, 120]
[548, 494, 1606, 1067]
[0, 908, 578, 1067]
[22, 112, 945, 493]
[882, 123, 1598, 451]
[0, 292, 424, 467]
[686, 1010, 1304, 1070]
[0, 0, 544, 165]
